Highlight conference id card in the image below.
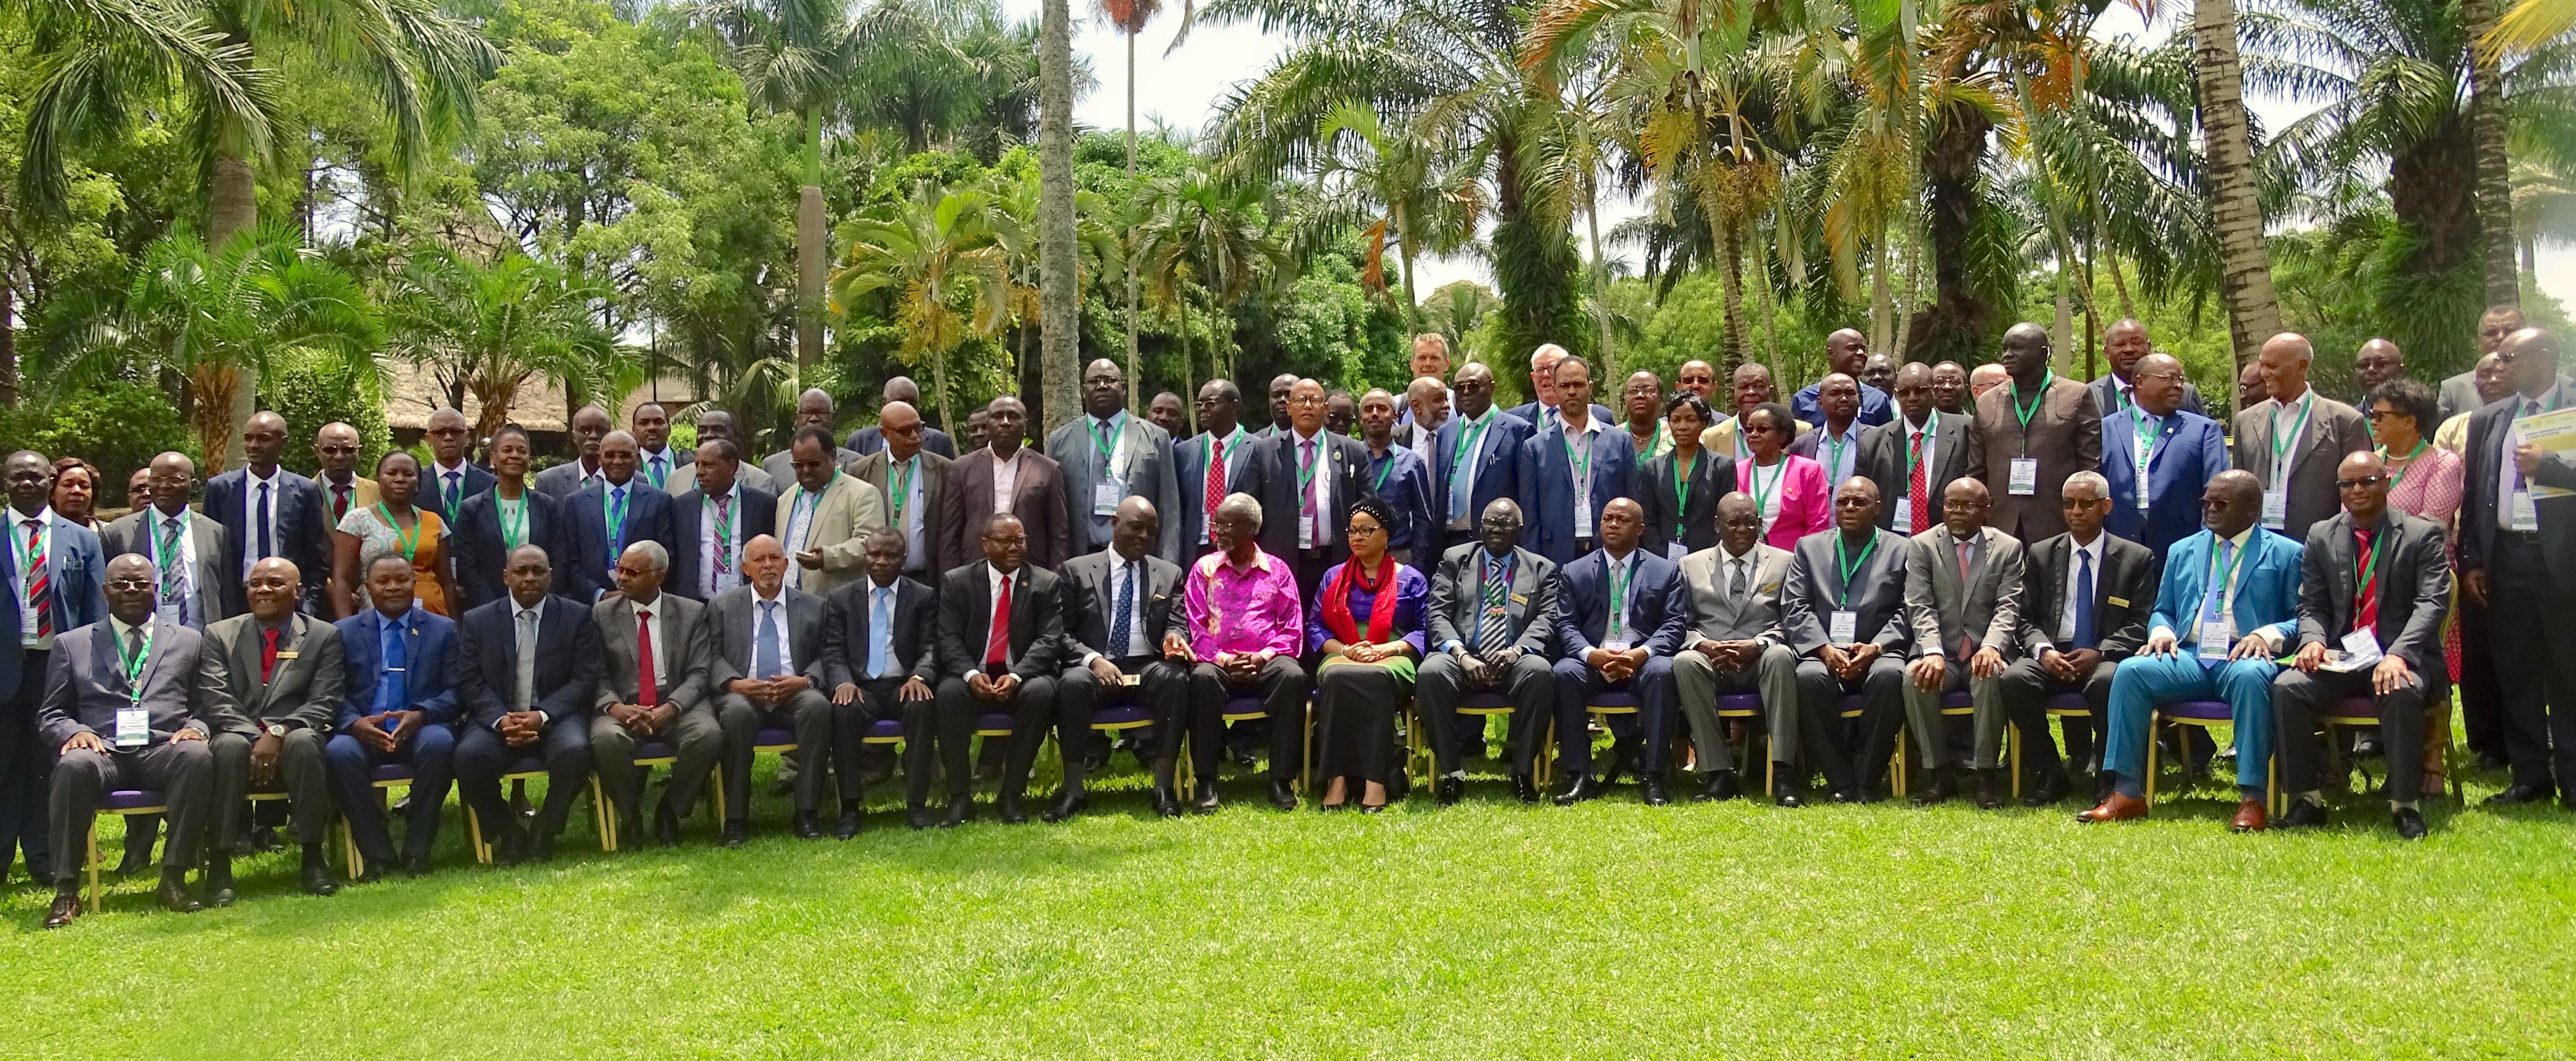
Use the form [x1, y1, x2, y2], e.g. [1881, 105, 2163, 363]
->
[1665, 542, 1688, 560]
[2511, 490, 2539, 532]
[1892, 498, 1910, 529]
[2339, 628, 2383, 663]
[2261, 490, 2287, 530]
[1601, 639, 1631, 653]
[1093, 483, 1120, 516]
[114, 706, 149, 749]
[1298, 515, 1315, 549]
[2197, 620, 2234, 661]
[2007, 458, 2038, 496]
[1829, 610, 1858, 644]
[2135, 475, 2152, 510]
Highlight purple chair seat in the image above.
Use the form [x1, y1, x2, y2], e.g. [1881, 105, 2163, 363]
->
[1460, 691, 1512, 711]
[1715, 692, 1762, 714]
[502, 755, 546, 776]
[753, 727, 797, 747]
[102, 789, 164, 812]
[974, 713, 1015, 733]
[866, 718, 903, 740]
[631, 740, 678, 760]
[2044, 692, 2090, 713]
[2162, 699, 2234, 722]
[1588, 690, 1641, 711]
[370, 763, 417, 784]
[2322, 697, 2384, 720]
[1837, 693, 1866, 717]
[1092, 704, 1154, 728]
[1939, 689, 1973, 710]
[1223, 695, 1269, 717]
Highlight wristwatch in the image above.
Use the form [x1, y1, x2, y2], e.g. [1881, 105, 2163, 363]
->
[263, 722, 289, 738]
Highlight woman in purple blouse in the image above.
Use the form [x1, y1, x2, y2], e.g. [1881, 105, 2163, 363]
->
[1304, 498, 1430, 813]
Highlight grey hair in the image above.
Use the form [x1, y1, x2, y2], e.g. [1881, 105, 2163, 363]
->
[2062, 470, 2110, 500]
[1216, 492, 1263, 530]
[621, 539, 669, 571]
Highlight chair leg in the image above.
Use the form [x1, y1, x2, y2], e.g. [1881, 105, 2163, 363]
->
[1177, 741, 1193, 801]
[86, 822, 102, 913]
[2145, 714, 2161, 810]
[2010, 728, 2022, 800]
[466, 805, 490, 865]
[591, 776, 615, 853]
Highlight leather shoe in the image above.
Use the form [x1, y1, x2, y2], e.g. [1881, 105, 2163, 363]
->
[1695, 772, 1740, 803]
[836, 810, 862, 840]
[1974, 769, 2003, 811]
[1552, 772, 1602, 806]
[940, 799, 974, 828]
[720, 820, 750, 848]
[157, 877, 200, 914]
[1041, 790, 1088, 824]
[1511, 773, 1540, 804]
[1639, 772, 1671, 806]
[1267, 779, 1298, 811]
[300, 847, 339, 897]
[1912, 770, 1957, 806]
[2230, 797, 2267, 833]
[1828, 788, 1864, 804]
[1151, 784, 1182, 818]
[794, 811, 827, 840]
[1192, 781, 1221, 814]
[493, 826, 529, 866]
[2022, 769, 2070, 808]
[655, 805, 683, 847]
[529, 834, 556, 863]
[2393, 806, 2428, 840]
[906, 806, 935, 831]
[1435, 776, 1464, 806]
[402, 855, 432, 878]
[2276, 800, 2330, 830]
[616, 810, 645, 850]
[44, 891, 80, 928]
[249, 825, 283, 854]
[1771, 779, 1805, 808]
[113, 849, 150, 877]
[204, 859, 235, 909]
[997, 793, 1030, 825]
[2485, 782, 2555, 806]
[2076, 791, 2147, 823]
[353, 864, 386, 885]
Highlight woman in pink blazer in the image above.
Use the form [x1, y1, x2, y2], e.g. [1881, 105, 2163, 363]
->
[1736, 403, 1831, 548]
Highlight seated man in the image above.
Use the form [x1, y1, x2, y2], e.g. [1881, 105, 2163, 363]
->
[2000, 472, 2158, 806]
[2083, 470, 2303, 832]
[206, 558, 347, 903]
[1057, 499, 1190, 819]
[1674, 493, 1801, 805]
[1549, 498, 1688, 806]
[38, 554, 230, 925]
[1418, 499, 1560, 805]
[1898, 479, 2026, 809]
[1178, 493, 1310, 812]
[709, 535, 832, 842]
[822, 528, 935, 837]
[930, 513, 1065, 827]
[2274, 452, 2450, 839]
[589, 541, 719, 848]
[326, 554, 461, 879]
[1780, 479, 1914, 801]
[454, 545, 603, 863]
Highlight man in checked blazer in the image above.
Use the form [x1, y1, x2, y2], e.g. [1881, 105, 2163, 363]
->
[588, 541, 719, 849]
[2000, 472, 2160, 806]
[1898, 478, 2027, 810]
[1417, 498, 1561, 805]
[203, 558, 346, 903]
[1673, 493, 1802, 805]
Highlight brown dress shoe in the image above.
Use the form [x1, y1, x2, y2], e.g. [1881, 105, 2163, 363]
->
[43, 892, 80, 928]
[2230, 798, 2267, 833]
[2076, 791, 2147, 823]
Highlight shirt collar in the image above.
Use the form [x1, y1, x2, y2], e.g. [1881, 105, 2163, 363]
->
[1090, 411, 1125, 433]
[244, 465, 279, 486]
[753, 584, 785, 604]
[376, 606, 413, 632]
[434, 459, 469, 479]
[514, 596, 547, 620]
[2069, 534, 2102, 561]
[2217, 524, 2256, 552]
[109, 613, 144, 643]
[15, 505, 55, 528]
[1216, 548, 1275, 576]
[1722, 541, 1758, 562]
[2521, 382, 2568, 411]
[1563, 417, 1603, 440]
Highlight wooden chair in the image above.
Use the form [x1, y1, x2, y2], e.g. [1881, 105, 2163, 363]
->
[2145, 699, 2278, 816]
[335, 763, 416, 881]
[2006, 691, 2095, 800]
[464, 756, 606, 863]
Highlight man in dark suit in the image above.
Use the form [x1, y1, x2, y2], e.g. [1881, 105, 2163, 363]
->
[1518, 357, 1636, 565]
[941, 396, 1074, 574]
[1432, 363, 1533, 552]
[2233, 333, 2374, 544]
[844, 377, 959, 458]
[1548, 499, 1689, 805]
[2457, 327, 2576, 807]
[1897, 479, 2026, 809]
[423, 407, 500, 521]
[707, 535, 833, 842]
[1791, 330, 1896, 429]
[1418, 499, 1560, 804]
[3, 450, 109, 888]
[588, 541, 719, 848]
[822, 528, 936, 838]
[324, 554, 461, 879]
[760, 388, 865, 487]
[103, 451, 240, 628]
[2102, 353, 2228, 555]
[2274, 452, 2451, 838]
[849, 401, 949, 580]
[2438, 305, 2569, 423]
[1174, 379, 1263, 562]
[1147, 390, 1189, 437]
[1355, 389, 1437, 566]
[1861, 363, 1978, 536]
[930, 513, 1065, 828]
[530, 405, 611, 502]
[38, 554, 231, 925]
[2090, 319, 2206, 419]
[1788, 374, 1869, 492]
[1672, 493, 1800, 804]
[454, 423, 570, 611]
[1256, 378, 1374, 590]
[204, 558, 346, 901]
[1047, 359, 1182, 564]
[203, 412, 332, 614]
[671, 439, 777, 602]
[1781, 478, 1915, 801]
[2000, 472, 2158, 805]
[1969, 324, 2101, 542]
[453, 545, 603, 864]
[630, 402, 692, 492]
[1055, 499, 1189, 817]
[666, 409, 778, 497]
[564, 431, 680, 603]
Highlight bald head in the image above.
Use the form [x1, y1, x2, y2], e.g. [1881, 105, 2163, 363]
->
[2205, 469, 2264, 536]
[2354, 338, 2405, 388]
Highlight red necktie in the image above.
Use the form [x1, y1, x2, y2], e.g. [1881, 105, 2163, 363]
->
[260, 627, 279, 683]
[1908, 429, 1931, 534]
[635, 607, 658, 706]
[22, 519, 51, 640]
[1204, 438, 1225, 542]
[984, 574, 1013, 669]
[2352, 529, 2380, 633]
[331, 484, 351, 523]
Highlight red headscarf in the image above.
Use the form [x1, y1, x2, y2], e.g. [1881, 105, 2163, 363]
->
[1321, 554, 1401, 646]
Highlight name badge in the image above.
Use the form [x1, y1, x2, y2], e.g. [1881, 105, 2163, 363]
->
[115, 706, 149, 749]
[2135, 475, 2152, 511]
[2260, 489, 2287, 530]
[1298, 515, 1316, 549]
[1510, 594, 1529, 605]
[2197, 620, 2235, 661]
[2106, 596, 2129, 608]
[1829, 610, 1858, 644]
[1891, 498, 1911, 529]
[2339, 627, 2383, 661]
[2511, 490, 2540, 532]
[1601, 639, 1631, 653]
[273, 650, 298, 660]
[1665, 542, 1688, 560]
[2008, 458, 2038, 496]
[1093, 482, 1120, 517]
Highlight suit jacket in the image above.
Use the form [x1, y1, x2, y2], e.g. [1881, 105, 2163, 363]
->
[1787, 422, 1871, 490]
[203, 466, 332, 610]
[845, 424, 957, 459]
[564, 479, 681, 602]
[2457, 393, 2576, 594]
[1251, 430, 1373, 567]
[429, 461, 502, 514]
[1173, 429, 1266, 560]
[102, 507, 240, 627]
[2441, 368, 2571, 424]
[0, 547, 17, 698]
[2015, 532, 2160, 661]
[452, 487, 570, 612]
[669, 484, 778, 602]
[1971, 374, 2101, 542]
[820, 576, 940, 689]
[313, 473, 380, 525]
[1056, 549, 1183, 662]
[455, 593, 603, 729]
[202, 611, 346, 735]
[2147, 528, 2305, 649]
[2232, 390, 2373, 543]
[1430, 409, 1533, 536]
[1516, 423, 1638, 565]
[1678, 542, 1791, 647]
[777, 472, 890, 598]
[2089, 373, 2206, 420]
[1901, 526, 2026, 661]
[849, 450, 952, 575]
[2298, 510, 2451, 697]
[1791, 381, 1895, 431]
[1636, 449, 1738, 557]
[1426, 543, 1559, 656]
[1505, 401, 1615, 430]
[942, 447, 1073, 574]
[591, 592, 713, 714]
[664, 457, 776, 498]
[5, 508, 109, 637]
[1780, 528, 1914, 657]
[1046, 413, 1182, 561]
[1552, 548, 1689, 660]
[1857, 411, 1979, 532]
[935, 561, 1065, 682]
[38, 617, 235, 749]
[333, 606, 461, 728]
[759, 447, 865, 492]
[635, 446, 694, 492]
[706, 585, 830, 688]
[1739, 455, 1833, 551]
[1359, 445, 1438, 561]
[2100, 408, 2229, 555]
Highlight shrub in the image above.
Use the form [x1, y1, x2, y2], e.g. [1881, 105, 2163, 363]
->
[0, 380, 197, 489]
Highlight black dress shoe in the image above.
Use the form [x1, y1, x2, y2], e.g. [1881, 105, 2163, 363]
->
[1510, 773, 1539, 804]
[204, 860, 235, 909]
[940, 799, 974, 828]
[1695, 771, 1741, 802]
[2023, 769, 2071, 808]
[113, 850, 151, 877]
[249, 825, 283, 854]
[1151, 785, 1182, 818]
[1640, 772, 1671, 806]
[1974, 769, 2004, 810]
[44, 891, 80, 928]
[494, 827, 528, 866]
[997, 793, 1030, 825]
[353, 864, 386, 885]
[1829, 788, 1865, 804]
[2393, 806, 2428, 840]
[529, 833, 557, 863]
[2486, 783, 2555, 806]
[403, 855, 432, 878]
[156, 876, 200, 914]
[836, 810, 862, 839]
[1267, 779, 1298, 811]
[1552, 772, 1602, 806]
[301, 845, 339, 896]
[655, 805, 683, 847]
[719, 820, 750, 848]
[794, 811, 827, 839]
[1081, 748, 1111, 774]
[906, 806, 935, 831]
[1770, 779, 1805, 808]
[615, 811, 645, 850]
[2277, 800, 2331, 829]
[1912, 770, 1957, 806]
[1435, 776, 1464, 806]
[1192, 781, 1222, 814]
[1041, 790, 1088, 823]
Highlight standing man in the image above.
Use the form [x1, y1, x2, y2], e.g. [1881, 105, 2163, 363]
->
[1259, 373, 1300, 437]
[3, 452, 107, 886]
[1862, 353, 1897, 395]
[1931, 362, 1971, 415]
[1969, 363, 2010, 402]
[670, 439, 777, 602]
[104, 451, 239, 628]
[2353, 338, 2407, 392]
[1431, 363, 1532, 551]
[1145, 392, 1188, 438]
[1396, 333, 1455, 426]
[1788, 374, 1868, 491]
[1395, 376, 1450, 473]
[2438, 304, 2567, 423]
[1255, 379, 1373, 590]
[1791, 329, 1895, 429]
[564, 431, 680, 603]
[2102, 352, 2230, 555]
[630, 402, 692, 492]
[1705, 364, 1809, 461]
[849, 401, 949, 580]
[942, 396, 1072, 574]
[530, 405, 611, 502]
[820, 528, 936, 837]
[1519, 357, 1637, 565]
[707, 535, 832, 841]
[1325, 389, 1358, 437]
[2236, 361, 2268, 418]
[2232, 332, 2373, 544]
[325, 554, 460, 879]
[1054, 499, 1188, 818]
[311, 422, 379, 525]
[1970, 323, 2102, 543]
[760, 389, 864, 487]
[1417, 499, 1560, 804]
[587, 541, 721, 848]
[2459, 327, 2576, 806]
[665, 409, 778, 496]
[1508, 344, 1615, 428]
[1356, 389, 1436, 566]
[1047, 359, 1181, 563]
[1676, 360, 1720, 404]
[204, 412, 331, 614]
[1861, 363, 1978, 536]
[204, 558, 346, 900]
[1672, 493, 1801, 805]
[1178, 494, 1310, 811]
[2000, 472, 2159, 805]
[2437, 353, 2513, 455]
[1897, 479, 2025, 809]
[1547, 499, 1688, 805]
[424, 407, 501, 516]
[778, 426, 891, 599]
[844, 377, 959, 458]
[929, 513, 1065, 827]
[1174, 380, 1262, 561]
[2090, 319, 2206, 418]
[1781, 479, 1914, 801]
[453, 545, 603, 864]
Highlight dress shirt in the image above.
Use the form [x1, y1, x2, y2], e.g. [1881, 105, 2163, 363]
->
[2267, 387, 2316, 490]
[511, 595, 547, 721]
[320, 471, 362, 521]
[866, 582, 900, 679]
[1599, 547, 1642, 648]
[1186, 549, 1302, 659]
[991, 448, 1023, 514]
[431, 459, 480, 515]
[640, 447, 680, 489]
[699, 483, 746, 598]
[377, 608, 413, 710]
[1408, 419, 1440, 472]
[2053, 534, 2105, 647]
[1559, 417, 1606, 538]
[11, 505, 54, 646]
[1719, 542, 1758, 608]
[2497, 383, 2569, 530]
[630, 594, 668, 689]
[241, 465, 283, 575]
[886, 454, 928, 569]
[1812, 420, 1863, 489]
[1085, 412, 1131, 496]
[108, 613, 145, 687]
[2151, 525, 2268, 650]
[1081, 555, 1153, 666]
[1290, 427, 1333, 549]
[1901, 414, 1938, 482]
[1445, 408, 1505, 530]
[147, 507, 197, 625]
[750, 588, 797, 677]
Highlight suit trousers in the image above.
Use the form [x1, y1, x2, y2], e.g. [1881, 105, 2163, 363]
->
[1415, 651, 1552, 775]
[1549, 655, 1676, 777]
[1673, 645, 1800, 773]
[2272, 667, 2429, 804]
[0, 656, 52, 881]
[455, 720, 592, 842]
[929, 676, 1060, 803]
[1058, 657, 1188, 787]
[1996, 657, 2117, 778]
[1187, 658, 1310, 782]
[1792, 655, 1906, 794]
[2101, 651, 2278, 798]
[832, 677, 912, 804]
[2455, 596, 2505, 759]
[591, 706, 724, 821]
[2487, 536, 2576, 792]
[210, 728, 332, 845]
[49, 739, 213, 885]
[717, 688, 831, 815]
[323, 723, 457, 865]
[1899, 656, 2012, 770]
[1312, 659, 1411, 785]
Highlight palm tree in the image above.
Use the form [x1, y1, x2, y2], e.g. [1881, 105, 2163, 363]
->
[2195, 0, 2284, 366]
[1314, 101, 1477, 332]
[1095, 0, 1178, 406]
[2465, 0, 2521, 306]
[1137, 171, 1286, 417]
[1039, 0, 1080, 430]
[829, 182, 1030, 432]
[381, 248, 627, 452]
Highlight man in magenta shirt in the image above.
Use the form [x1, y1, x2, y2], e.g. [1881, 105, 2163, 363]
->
[1178, 492, 1310, 812]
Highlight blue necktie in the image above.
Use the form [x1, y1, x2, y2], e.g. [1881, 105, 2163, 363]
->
[649, 455, 667, 489]
[1111, 561, 1135, 659]
[2071, 548, 2097, 651]
[378, 616, 408, 717]
[755, 601, 783, 680]
[866, 588, 892, 678]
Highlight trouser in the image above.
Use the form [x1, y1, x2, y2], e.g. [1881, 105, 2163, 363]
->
[209, 728, 332, 846]
[1900, 656, 2012, 770]
[2488, 536, 2576, 792]
[1187, 658, 1310, 782]
[1996, 657, 2118, 779]
[49, 739, 214, 887]
[1792, 655, 1906, 793]
[323, 723, 457, 865]
[2272, 667, 2430, 804]
[1548, 655, 1676, 776]
[0, 655, 52, 882]
[1058, 656, 1188, 785]
[2456, 595, 2506, 759]
[927, 676, 1060, 804]
[2101, 651, 2279, 798]
[455, 720, 592, 842]
[1673, 645, 1800, 774]
[832, 677, 909, 805]
[1416, 651, 1553, 775]
[717, 689, 830, 815]
[591, 706, 724, 822]
[1313, 661, 1410, 785]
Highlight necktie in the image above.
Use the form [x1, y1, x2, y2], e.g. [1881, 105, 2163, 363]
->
[635, 607, 658, 706]
[1606, 557, 1627, 646]
[332, 484, 351, 523]
[2071, 548, 2096, 650]
[1954, 536, 1975, 655]
[712, 493, 734, 591]
[607, 485, 628, 562]
[515, 607, 539, 711]
[1729, 557, 1748, 603]
[1112, 561, 1135, 658]
[755, 601, 783, 680]
[1907, 428, 1931, 534]
[2199, 541, 2233, 625]
[254, 481, 273, 564]
[2353, 529, 2380, 633]
[1476, 555, 1509, 654]
[984, 573, 1013, 670]
[1299, 439, 1319, 537]
[260, 627, 279, 683]
[379, 617, 408, 717]
[21, 519, 51, 640]
[123, 627, 143, 692]
[648, 455, 667, 489]
[158, 516, 187, 625]
[443, 471, 462, 520]
[1204, 438, 1225, 542]
[867, 588, 892, 678]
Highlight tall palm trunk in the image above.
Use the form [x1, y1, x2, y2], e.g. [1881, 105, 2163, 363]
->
[211, 62, 259, 470]
[797, 109, 826, 369]
[1123, 29, 1141, 410]
[1038, 0, 1079, 432]
[2191, 0, 2281, 371]
[1715, 217, 1747, 370]
[1586, 187, 1613, 377]
[2464, 0, 2519, 308]
[1870, 232, 1893, 356]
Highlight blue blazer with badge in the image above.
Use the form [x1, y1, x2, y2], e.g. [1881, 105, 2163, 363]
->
[564, 479, 679, 602]
[334, 607, 461, 729]
[2100, 407, 2228, 556]
[1360, 445, 1436, 561]
[1552, 549, 1690, 660]
[2147, 527, 2305, 649]
[1432, 410, 1532, 534]
[1516, 424, 1638, 565]
[5, 510, 108, 639]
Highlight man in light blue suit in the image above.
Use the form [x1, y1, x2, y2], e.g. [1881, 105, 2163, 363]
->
[1517, 357, 1637, 564]
[2100, 353, 2228, 555]
[4, 450, 110, 885]
[2082, 470, 2305, 831]
[1431, 364, 1532, 553]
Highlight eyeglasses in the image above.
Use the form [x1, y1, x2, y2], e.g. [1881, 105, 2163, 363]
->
[1347, 523, 1385, 537]
[2336, 475, 2388, 490]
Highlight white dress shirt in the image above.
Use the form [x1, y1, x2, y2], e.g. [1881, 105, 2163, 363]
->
[1079, 556, 1152, 665]
[1559, 418, 1605, 537]
[991, 448, 1023, 514]
[240, 465, 283, 575]
[630, 595, 668, 689]
[698, 483, 746, 598]
[2152, 525, 2267, 650]
[146, 507, 197, 625]
[1289, 428, 1334, 549]
[2267, 387, 2316, 490]
[2052, 534, 2105, 647]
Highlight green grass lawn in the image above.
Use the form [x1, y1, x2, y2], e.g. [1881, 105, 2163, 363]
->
[5, 746, 2573, 1060]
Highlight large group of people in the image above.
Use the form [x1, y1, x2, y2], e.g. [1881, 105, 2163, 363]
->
[4, 306, 2572, 930]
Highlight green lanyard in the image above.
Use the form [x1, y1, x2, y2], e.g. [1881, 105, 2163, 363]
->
[1834, 533, 1878, 606]
[1295, 436, 1320, 495]
[2269, 391, 2315, 486]
[1370, 451, 1397, 493]
[1823, 427, 1853, 481]
[1559, 426, 1593, 488]
[1087, 414, 1124, 476]
[1749, 458, 1786, 523]
[2012, 371, 2054, 433]
[1450, 411, 1493, 468]
[889, 457, 916, 528]
[120, 621, 153, 704]
[712, 488, 735, 551]
[793, 472, 835, 528]
[1903, 412, 1937, 477]
[2377, 440, 2426, 487]
[497, 494, 528, 552]
[1669, 452, 1698, 540]
[2206, 535, 2247, 617]
[375, 503, 420, 563]
[2131, 406, 2160, 480]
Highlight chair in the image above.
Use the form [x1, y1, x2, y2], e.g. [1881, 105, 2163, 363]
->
[1710, 692, 1765, 786]
[1177, 695, 1311, 799]
[83, 789, 167, 912]
[1407, 691, 1515, 781]
[1088, 675, 1158, 773]
[2144, 699, 2277, 815]
[1535, 691, 1643, 789]
[707, 728, 800, 826]
[2005, 691, 2095, 800]
[1889, 689, 1974, 796]
[2315, 695, 2469, 804]
[591, 740, 679, 851]
[336, 763, 416, 881]
[464, 755, 606, 863]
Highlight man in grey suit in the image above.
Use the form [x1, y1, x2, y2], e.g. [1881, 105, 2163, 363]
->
[1048, 359, 1181, 563]
[1860, 363, 1980, 536]
[589, 541, 721, 849]
[851, 400, 953, 580]
[1899, 478, 2026, 809]
[1417, 499, 1559, 805]
[205, 558, 346, 902]
[761, 388, 865, 487]
[1674, 493, 1802, 805]
[1054, 498, 1188, 819]
[2233, 332, 2373, 544]
[103, 451, 240, 628]
[1781, 478, 1915, 801]
[38, 554, 231, 925]
[2438, 305, 2569, 422]
[707, 535, 832, 843]
[530, 405, 614, 500]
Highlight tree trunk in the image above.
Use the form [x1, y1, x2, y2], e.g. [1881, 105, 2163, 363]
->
[1892, 225, 1920, 360]
[2464, 0, 2519, 309]
[0, 282, 15, 406]
[211, 147, 258, 470]
[1586, 187, 1614, 377]
[1716, 217, 1747, 370]
[1912, 101, 1995, 363]
[2192, 0, 2282, 371]
[1123, 29, 1142, 411]
[1180, 298, 1198, 434]
[797, 110, 826, 369]
[1038, 0, 1080, 432]
[1870, 231, 1893, 357]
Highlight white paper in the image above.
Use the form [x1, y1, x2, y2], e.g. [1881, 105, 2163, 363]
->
[1298, 515, 1315, 549]
[2519, 407, 2576, 499]
[2336, 627, 2384, 668]
[2261, 490, 2287, 530]
[2008, 458, 2038, 496]
[1665, 541, 1688, 560]
[1892, 498, 1911, 529]
[114, 706, 148, 749]
[1829, 610, 1858, 644]
[2197, 620, 2235, 661]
